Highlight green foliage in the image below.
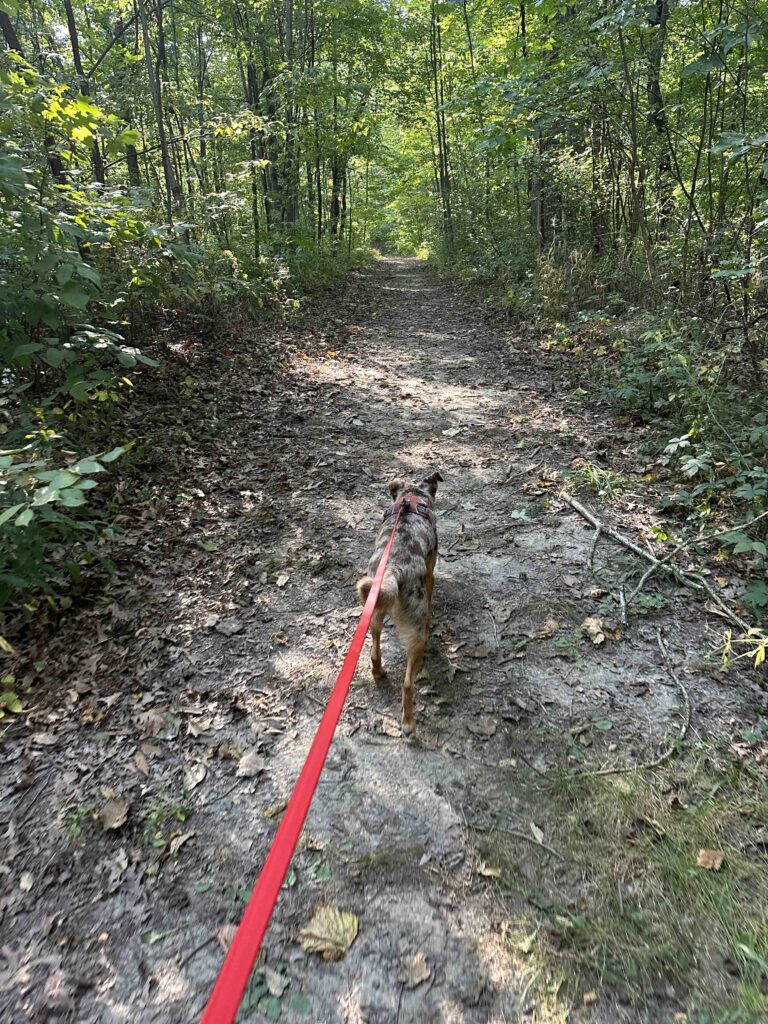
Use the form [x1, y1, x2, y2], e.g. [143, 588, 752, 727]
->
[0, 0, 398, 607]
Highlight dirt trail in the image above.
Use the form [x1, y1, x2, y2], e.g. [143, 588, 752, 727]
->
[1, 258, 760, 1023]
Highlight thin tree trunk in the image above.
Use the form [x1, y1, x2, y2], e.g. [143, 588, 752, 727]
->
[137, 0, 181, 222]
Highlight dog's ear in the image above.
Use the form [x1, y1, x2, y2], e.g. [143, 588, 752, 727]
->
[388, 478, 405, 500]
[422, 470, 443, 497]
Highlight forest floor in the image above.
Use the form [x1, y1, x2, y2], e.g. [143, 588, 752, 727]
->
[2, 257, 768, 1024]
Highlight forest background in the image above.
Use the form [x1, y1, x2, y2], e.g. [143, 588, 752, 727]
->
[1, 0, 768, 651]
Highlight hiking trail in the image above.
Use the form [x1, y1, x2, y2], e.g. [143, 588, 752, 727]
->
[2, 258, 760, 1024]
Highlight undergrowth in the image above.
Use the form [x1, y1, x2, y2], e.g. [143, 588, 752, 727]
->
[490, 743, 768, 1022]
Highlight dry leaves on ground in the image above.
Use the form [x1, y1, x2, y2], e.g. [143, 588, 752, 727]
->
[216, 923, 237, 953]
[237, 751, 266, 777]
[581, 616, 606, 645]
[402, 953, 430, 989]
[696, 848, 724, 871]
[531, 618, 559, 640]
[99, 796, 129, 831]
[297, 906, 359, 960]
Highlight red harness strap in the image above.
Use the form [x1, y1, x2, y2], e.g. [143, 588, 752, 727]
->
[199, 502, 405, 1024]
[383, 492, 433, 523]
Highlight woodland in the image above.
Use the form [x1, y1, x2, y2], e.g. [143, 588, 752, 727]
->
[2, 1, 768, 627]
[2, 0, 768, 1022]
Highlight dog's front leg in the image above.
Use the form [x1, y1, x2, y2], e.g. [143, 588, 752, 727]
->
[370, 608, 386, 680]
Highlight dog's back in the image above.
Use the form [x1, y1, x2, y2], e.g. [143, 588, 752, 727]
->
[357, 472, 442, 734]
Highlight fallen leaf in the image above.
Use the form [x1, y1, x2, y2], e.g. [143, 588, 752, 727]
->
[99, 796, 130, 831]
[377, 715, 401, 737]
[531, 618, 559, 640]
[215, 618, 244, 637]
[216, 924, 237, 953]
[478, 862, 501, 879]
[32, 731, 58, 746]
[19, 871, 34, 892]
[264, 966, 289, 997]
[237, 751, 266, 778]
[275, 573, 289, 587]
[169, 831, 195, 856]
[464, 640, 494, 658]
[264, 800, 288, 818]
[583, 990, 598, 1006]
[134, 751, 150, 777]
[403, 952, 430, 988]
[467, 716, 497, 738]
[297, 905, 358, 960]
[696, 848, 724, 871]
[134, 709, 167, 737]
[581, 616, 606, 645]
[530, 822, 544, 844]
[442, 427, 461, 437]
[562, 574, 578, 587]
[184, 763, 207, 790]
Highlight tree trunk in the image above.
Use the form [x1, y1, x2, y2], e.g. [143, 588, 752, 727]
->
[136, 0, 181, 221]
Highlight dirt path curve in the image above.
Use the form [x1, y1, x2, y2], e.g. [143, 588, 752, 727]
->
[1, 258, 755, 1024]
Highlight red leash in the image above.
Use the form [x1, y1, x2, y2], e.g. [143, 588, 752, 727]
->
[199, 504, 404, 1024]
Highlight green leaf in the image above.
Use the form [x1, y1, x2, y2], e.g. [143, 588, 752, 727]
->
[42, 347, 71, 368]
[75, 264, 101, 286]
[258, 995, 282, 1022]
[60, 282, 91, 309]
[59, 488, 87, 507]
[743, 581, 768, 610]
[100, 446, 125, 463]
[15, 508, 34, 527]
[0, 691, 22, 713]
[0, 504, 25, 526]
[56, 263, 75, 285]
[36, 470, 80, 489]
[10, 343, 44, 360]
[69, 380, 93, 402]
[72, 459, 104, 474]
[289, 993, 312, 1015]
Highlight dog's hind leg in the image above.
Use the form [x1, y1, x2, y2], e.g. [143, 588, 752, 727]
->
[401, 625, 426, 736]
[425, 551, 437, 637]
[370, 608, 386, 681]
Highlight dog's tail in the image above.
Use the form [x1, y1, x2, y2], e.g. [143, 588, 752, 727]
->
[357, 570, 398, 612]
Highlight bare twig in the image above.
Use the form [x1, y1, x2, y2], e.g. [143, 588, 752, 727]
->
[466, 820, 564, 860]
[179, 933, 216, 970]
[485, 605, 498, 644]
[560, 492, 749, 630]
[626, 507, 768, 609]
[587, 525, 602, 572]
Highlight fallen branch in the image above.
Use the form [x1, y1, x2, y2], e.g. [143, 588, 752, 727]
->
[587, 525, 601, 573]
[465, 819, 564, 860]
[625, 507, 768, 610]
[560, 492, 748, 630]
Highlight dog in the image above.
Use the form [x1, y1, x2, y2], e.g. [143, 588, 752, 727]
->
[357, 471, 443, 735]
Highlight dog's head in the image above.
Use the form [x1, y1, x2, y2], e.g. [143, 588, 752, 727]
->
[388, 470, 443, 507]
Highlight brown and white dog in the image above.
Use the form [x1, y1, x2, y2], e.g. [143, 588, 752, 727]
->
[357, 471, 443, 735]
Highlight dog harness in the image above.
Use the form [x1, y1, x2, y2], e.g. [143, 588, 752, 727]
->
[382, 492, 434, 524]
